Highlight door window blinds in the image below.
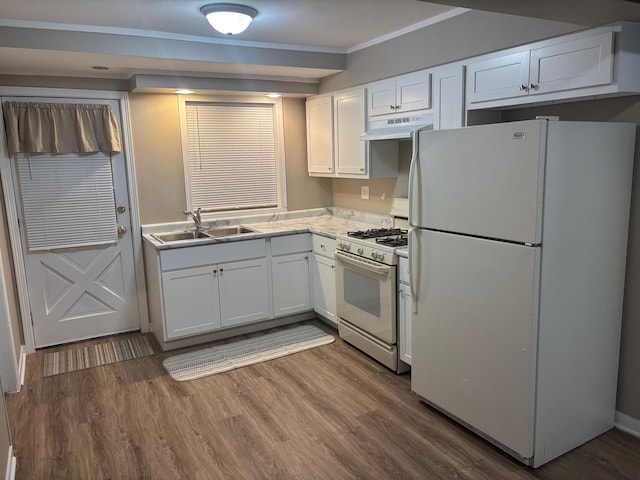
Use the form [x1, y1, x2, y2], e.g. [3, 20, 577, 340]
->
[185, 102, 278, 212]
[16, 153, 117, 251]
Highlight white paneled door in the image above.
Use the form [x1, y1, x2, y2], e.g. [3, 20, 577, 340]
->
[10, 98, 140, 347]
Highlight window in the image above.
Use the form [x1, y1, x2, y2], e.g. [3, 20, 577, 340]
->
[16, 153, 117, 251]
[180, 97, 287, 214]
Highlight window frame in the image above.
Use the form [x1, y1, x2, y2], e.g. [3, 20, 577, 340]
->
[178, 94, 288, 218]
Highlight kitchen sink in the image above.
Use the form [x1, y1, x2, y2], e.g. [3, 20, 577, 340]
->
[151, 230, 211, 243]
[151, 226, 257, 243]
[204, 226, 256, 237]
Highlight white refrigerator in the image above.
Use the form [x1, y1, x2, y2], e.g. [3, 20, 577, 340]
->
[408, 119, 636, 467]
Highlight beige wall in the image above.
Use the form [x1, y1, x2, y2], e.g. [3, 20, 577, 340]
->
[320, 10, 580, 93]
[128, 94, 332, 224]
[332, 141, 412, 215]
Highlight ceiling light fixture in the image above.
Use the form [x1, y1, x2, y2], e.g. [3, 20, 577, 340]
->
[175, 89, 194, 94]
[200, 3, 258, 35]
[265, 93, 282, 98]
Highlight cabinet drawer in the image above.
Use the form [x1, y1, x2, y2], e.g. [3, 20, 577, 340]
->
[312, 235, 336, 258]
[398, 257, 410, 285]
[271, 233, 312, 256]
[160, 238, 266, 271]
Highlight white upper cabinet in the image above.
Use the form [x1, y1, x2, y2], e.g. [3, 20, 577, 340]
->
[367, 71, 431, 117]
[306, 87, 398, 179]
[306, 95, 335, 176]
[468, 33, 615, 104]
[333, 87, 398, 179]
[466, 29, 621, 109]
[467, 51, 530, 104]
[334, 87, 367, 176]
[432, 65, 465, 130]
[529, 33, 613, 95]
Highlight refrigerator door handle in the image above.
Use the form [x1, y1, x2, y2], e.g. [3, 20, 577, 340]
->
[408, 128, 420, 227]
[409, 227, 420, 313]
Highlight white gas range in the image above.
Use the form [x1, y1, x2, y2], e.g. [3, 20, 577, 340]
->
[334, 227, 409, 373]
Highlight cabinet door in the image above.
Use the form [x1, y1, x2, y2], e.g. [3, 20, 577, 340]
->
[398, 283, 412, 365]
[162, 267, 221, 339]
[334, 88, 367, 176]
[367, 79, 396, 117]
[432, 65, 465, 130]
[272, 253, 312, 317]
[312, 253, 336, 325]
[467, 51, 530, 104]
[396, 71, 431, 113]
[529, 32, 613, 96]
[219, 258, 270, 327]
[306, 95, 335, 176]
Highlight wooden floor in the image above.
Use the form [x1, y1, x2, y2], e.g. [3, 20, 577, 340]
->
[6, 320, 640, 479]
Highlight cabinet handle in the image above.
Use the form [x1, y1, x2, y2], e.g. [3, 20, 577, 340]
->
[360, 168, 365, 173]
[389, 105, 395, 110]
[528, 83, 538, 91]
[213, 269, 217, 277]
[219, 268, 224, 274]
[519, 84, 529, 91]
[394, 105, 400, 110]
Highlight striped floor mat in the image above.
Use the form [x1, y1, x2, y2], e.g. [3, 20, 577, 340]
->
[163, 324, 335, 381]
[43, 336, 154, 377]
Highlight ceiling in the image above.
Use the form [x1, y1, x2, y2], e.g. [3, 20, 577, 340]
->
[0, 0, 640, 88]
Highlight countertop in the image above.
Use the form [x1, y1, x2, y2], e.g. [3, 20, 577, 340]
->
[142, 208, 392, 250]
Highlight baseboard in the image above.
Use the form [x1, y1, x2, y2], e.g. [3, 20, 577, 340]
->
[18, 346, 26, 387]
[5, 446, 16, 480]
[615, 411, 640, 438]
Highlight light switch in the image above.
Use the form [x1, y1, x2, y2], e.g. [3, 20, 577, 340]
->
[361, 186, 370, 200]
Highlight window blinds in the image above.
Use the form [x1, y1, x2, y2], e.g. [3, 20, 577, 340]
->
[185, 102, 278, 211]
[16, 153, 117, 251]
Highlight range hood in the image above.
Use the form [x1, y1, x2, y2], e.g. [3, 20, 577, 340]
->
[361, 112, 433, 141]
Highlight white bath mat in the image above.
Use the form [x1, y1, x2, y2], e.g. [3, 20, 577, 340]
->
[162, 324, 334, 381]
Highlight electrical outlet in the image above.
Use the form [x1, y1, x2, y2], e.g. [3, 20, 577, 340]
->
[361, 186, 370, 200]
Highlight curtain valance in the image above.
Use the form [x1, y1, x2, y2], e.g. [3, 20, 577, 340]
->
[3, 102, 121, 154]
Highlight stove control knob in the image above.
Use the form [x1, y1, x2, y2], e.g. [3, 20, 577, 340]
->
[344, 243, 351, 251]
[371, 252, 378, 260]
[357, 247, 364, 255]
[379, 253, 385, 262]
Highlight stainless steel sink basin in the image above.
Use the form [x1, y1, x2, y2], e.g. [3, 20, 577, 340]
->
[205, 226, 256, 237]
[152, 230, 211, 242]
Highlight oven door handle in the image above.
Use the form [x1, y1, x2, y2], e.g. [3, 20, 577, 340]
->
[335, 251, 393, 276]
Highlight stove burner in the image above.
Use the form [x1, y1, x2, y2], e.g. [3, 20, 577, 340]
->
[376, 235, 408, 247]
[347, 228, 408, 239]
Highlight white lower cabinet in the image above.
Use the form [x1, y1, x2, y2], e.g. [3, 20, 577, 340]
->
[271, 252, 311, 317]
[398, 282, 412, 365]
[398, 257, 412, 365]
[162, 258, 269, 339]
[310, 235, 337, 325]
[146, 234, 319, 346]
[162, 266, 221, 339]
[270, 234, 312, 318]
[219, 258, 270, 327]
[312, 253, 336, 325]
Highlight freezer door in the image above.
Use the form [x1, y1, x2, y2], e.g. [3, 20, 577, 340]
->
[409, 120, 545, 244]
[411, 229, 538, 459]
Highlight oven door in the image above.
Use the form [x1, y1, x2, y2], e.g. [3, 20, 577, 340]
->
[335, 250, 396, 344]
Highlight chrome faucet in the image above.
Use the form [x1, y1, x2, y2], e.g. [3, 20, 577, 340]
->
[184, 207, 203, 230]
